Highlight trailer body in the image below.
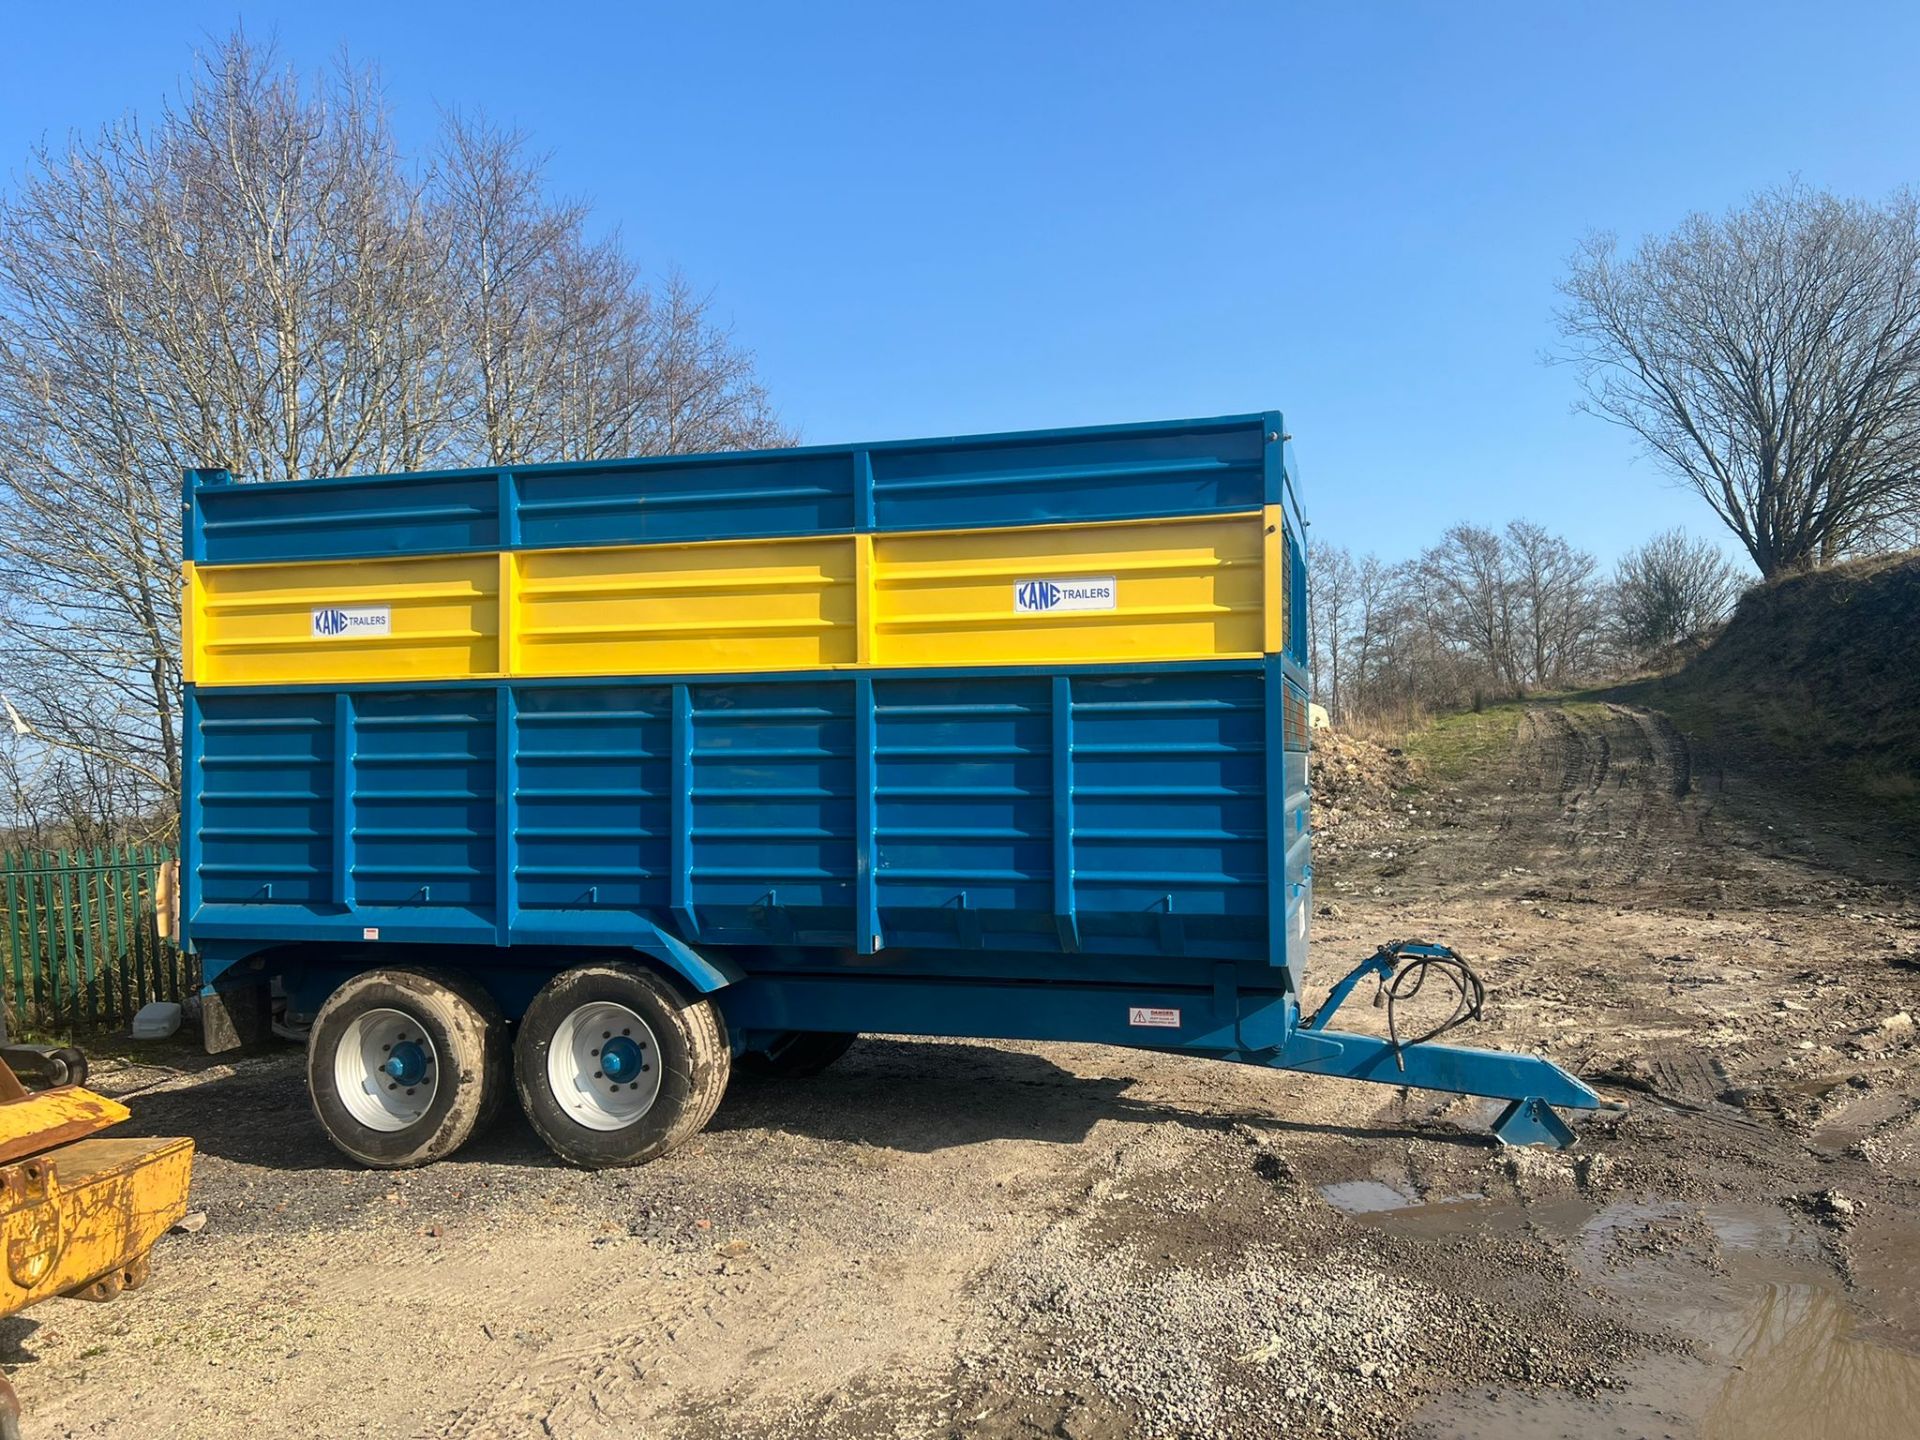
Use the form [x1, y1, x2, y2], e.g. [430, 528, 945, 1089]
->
[180, 413, 1597, 1160]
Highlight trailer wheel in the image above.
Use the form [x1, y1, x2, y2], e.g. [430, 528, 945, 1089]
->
[307, 968, 507, 1168]
[514, 964, 729, 1169]
[738, 1031, 858, 1079]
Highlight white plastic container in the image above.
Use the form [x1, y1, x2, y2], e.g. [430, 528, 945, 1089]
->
[131, 1001, 183, 1040]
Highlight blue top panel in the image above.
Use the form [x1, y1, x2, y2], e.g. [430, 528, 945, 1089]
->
[185, 412, 1286, 565]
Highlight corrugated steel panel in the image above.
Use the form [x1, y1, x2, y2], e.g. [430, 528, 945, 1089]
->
[517, 452, 857, 549]
[866, 422, 1267, 533]
[194, 470, 502, 565]
[871, 514, 1263, 666]
[187, 511, 1280, 684]
[195, 693, 334, 906]
[515, 536, 857, 676]
[188, 665, 1281, 966]
[191, 554, 498, 686]
[184, 414, 1278, 566]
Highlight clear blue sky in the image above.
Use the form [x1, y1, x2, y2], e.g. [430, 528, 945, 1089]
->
[5, 3, 1917, 571]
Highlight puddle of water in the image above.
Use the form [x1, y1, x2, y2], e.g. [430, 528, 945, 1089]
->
[1411, 1352, 1705, 1440]
[1843, 1209, 1920, 1350]
[1402, 1195, 1920, 1440]
[1317, 1178, 1419, 1213]
[1780, 1074, 1847, 1099]
[1699, 1282, 1920, 1440]
[1699, 1202, 1797, 1253]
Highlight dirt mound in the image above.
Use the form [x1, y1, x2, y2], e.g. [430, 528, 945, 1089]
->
[1311, 730, 1418, 843]
[1618, 549, 1920, 842]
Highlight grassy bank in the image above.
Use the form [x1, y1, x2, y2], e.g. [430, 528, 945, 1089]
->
[1611, 550, 1920, 842]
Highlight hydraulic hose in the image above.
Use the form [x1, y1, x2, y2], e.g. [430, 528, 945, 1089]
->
[1372, 943, 1487, 1071]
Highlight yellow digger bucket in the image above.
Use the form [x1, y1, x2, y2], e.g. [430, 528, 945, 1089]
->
[0, 1058, 194, 1434]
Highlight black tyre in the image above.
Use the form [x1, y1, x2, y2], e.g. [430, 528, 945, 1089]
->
[514, 963, 729, 1169]
[738, 1031, 858, 1079]
[307, 967, 507, 1168]
[50, 1047, 89, 1088]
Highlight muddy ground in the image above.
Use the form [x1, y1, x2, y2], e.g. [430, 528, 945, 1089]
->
[10, 700, 1920, 1439]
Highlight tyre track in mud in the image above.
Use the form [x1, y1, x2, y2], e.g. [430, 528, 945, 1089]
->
[1406, 702, 1734, 906]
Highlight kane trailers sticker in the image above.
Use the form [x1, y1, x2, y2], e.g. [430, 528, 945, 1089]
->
[1014, 577, 1116, 613]
[1128, 1007, 1181, 1028]
[311, 605, 391, 638]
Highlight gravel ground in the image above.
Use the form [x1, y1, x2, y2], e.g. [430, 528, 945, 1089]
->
[8, 700, 1919, 1439]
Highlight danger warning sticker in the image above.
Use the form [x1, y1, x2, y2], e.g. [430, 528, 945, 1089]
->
[1128, 1006, 1181, 1028]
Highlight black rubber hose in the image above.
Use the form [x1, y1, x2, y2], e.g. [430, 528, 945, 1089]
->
[1380, 949, 1486, 1071]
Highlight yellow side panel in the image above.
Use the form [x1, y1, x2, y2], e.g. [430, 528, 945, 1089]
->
[871, 513, 1264, 666]
[194, 554, 498, 684]
[186, 514, 1269, 684]
[1262, 504, 1286, 656]
[516, 536, 856, 676]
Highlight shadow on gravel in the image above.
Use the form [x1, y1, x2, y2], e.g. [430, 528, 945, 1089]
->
[713, 1038, 1137, 1152]
[104, 1036, 1485, 1174]
[105, 1049, 565, 1173]
[711, 1037, 1486, 1154]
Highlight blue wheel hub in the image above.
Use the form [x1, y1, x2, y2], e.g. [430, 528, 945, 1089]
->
[382, 1039, 430, 1087]
[599, 1035, 644, 1083]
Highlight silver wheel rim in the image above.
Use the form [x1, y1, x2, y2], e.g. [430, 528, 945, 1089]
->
[547, 1001, 662, 1131]
[333, 1006, 440, 1132]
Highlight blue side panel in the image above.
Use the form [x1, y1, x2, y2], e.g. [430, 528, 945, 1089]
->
[515, 453, 856, 549]
[184, 662, 1286, 981]
[184, 414, 1280, 565]
[687, 681, 855, 918]
[350, 691, 496, 909]
[868, 421, 1268, 532]
[1071, 670, 1267, 919]
[514, 686, 671, 912]
[863, 670, 1269, 957]
[871, 677, 1054, 933]
[197, 692, 334, 905]
[194, 471, 499, 564]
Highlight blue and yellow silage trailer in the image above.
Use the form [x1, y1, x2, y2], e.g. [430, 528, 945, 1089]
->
[180, 413, 1598, 1167]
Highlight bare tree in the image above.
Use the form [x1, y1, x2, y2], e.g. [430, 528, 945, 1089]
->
[1506, 520, 1605, 688]
[1419, 524, 1519, 691]
[1307, 540, 1356, 717]
[1347, 553, 1394, 705]
[0, 31, 790, 841]
[1559, 184, 1920, 578]
[1409, 521, 1608, 702]
[435, 116, 788, 465]
[1614, 529, 1746, 655]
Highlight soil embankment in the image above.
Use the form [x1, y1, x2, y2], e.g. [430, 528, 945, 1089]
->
[1618, 548, 1920, 849]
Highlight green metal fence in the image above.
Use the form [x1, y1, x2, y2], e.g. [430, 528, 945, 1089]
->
[0, 846, 187, 1033]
